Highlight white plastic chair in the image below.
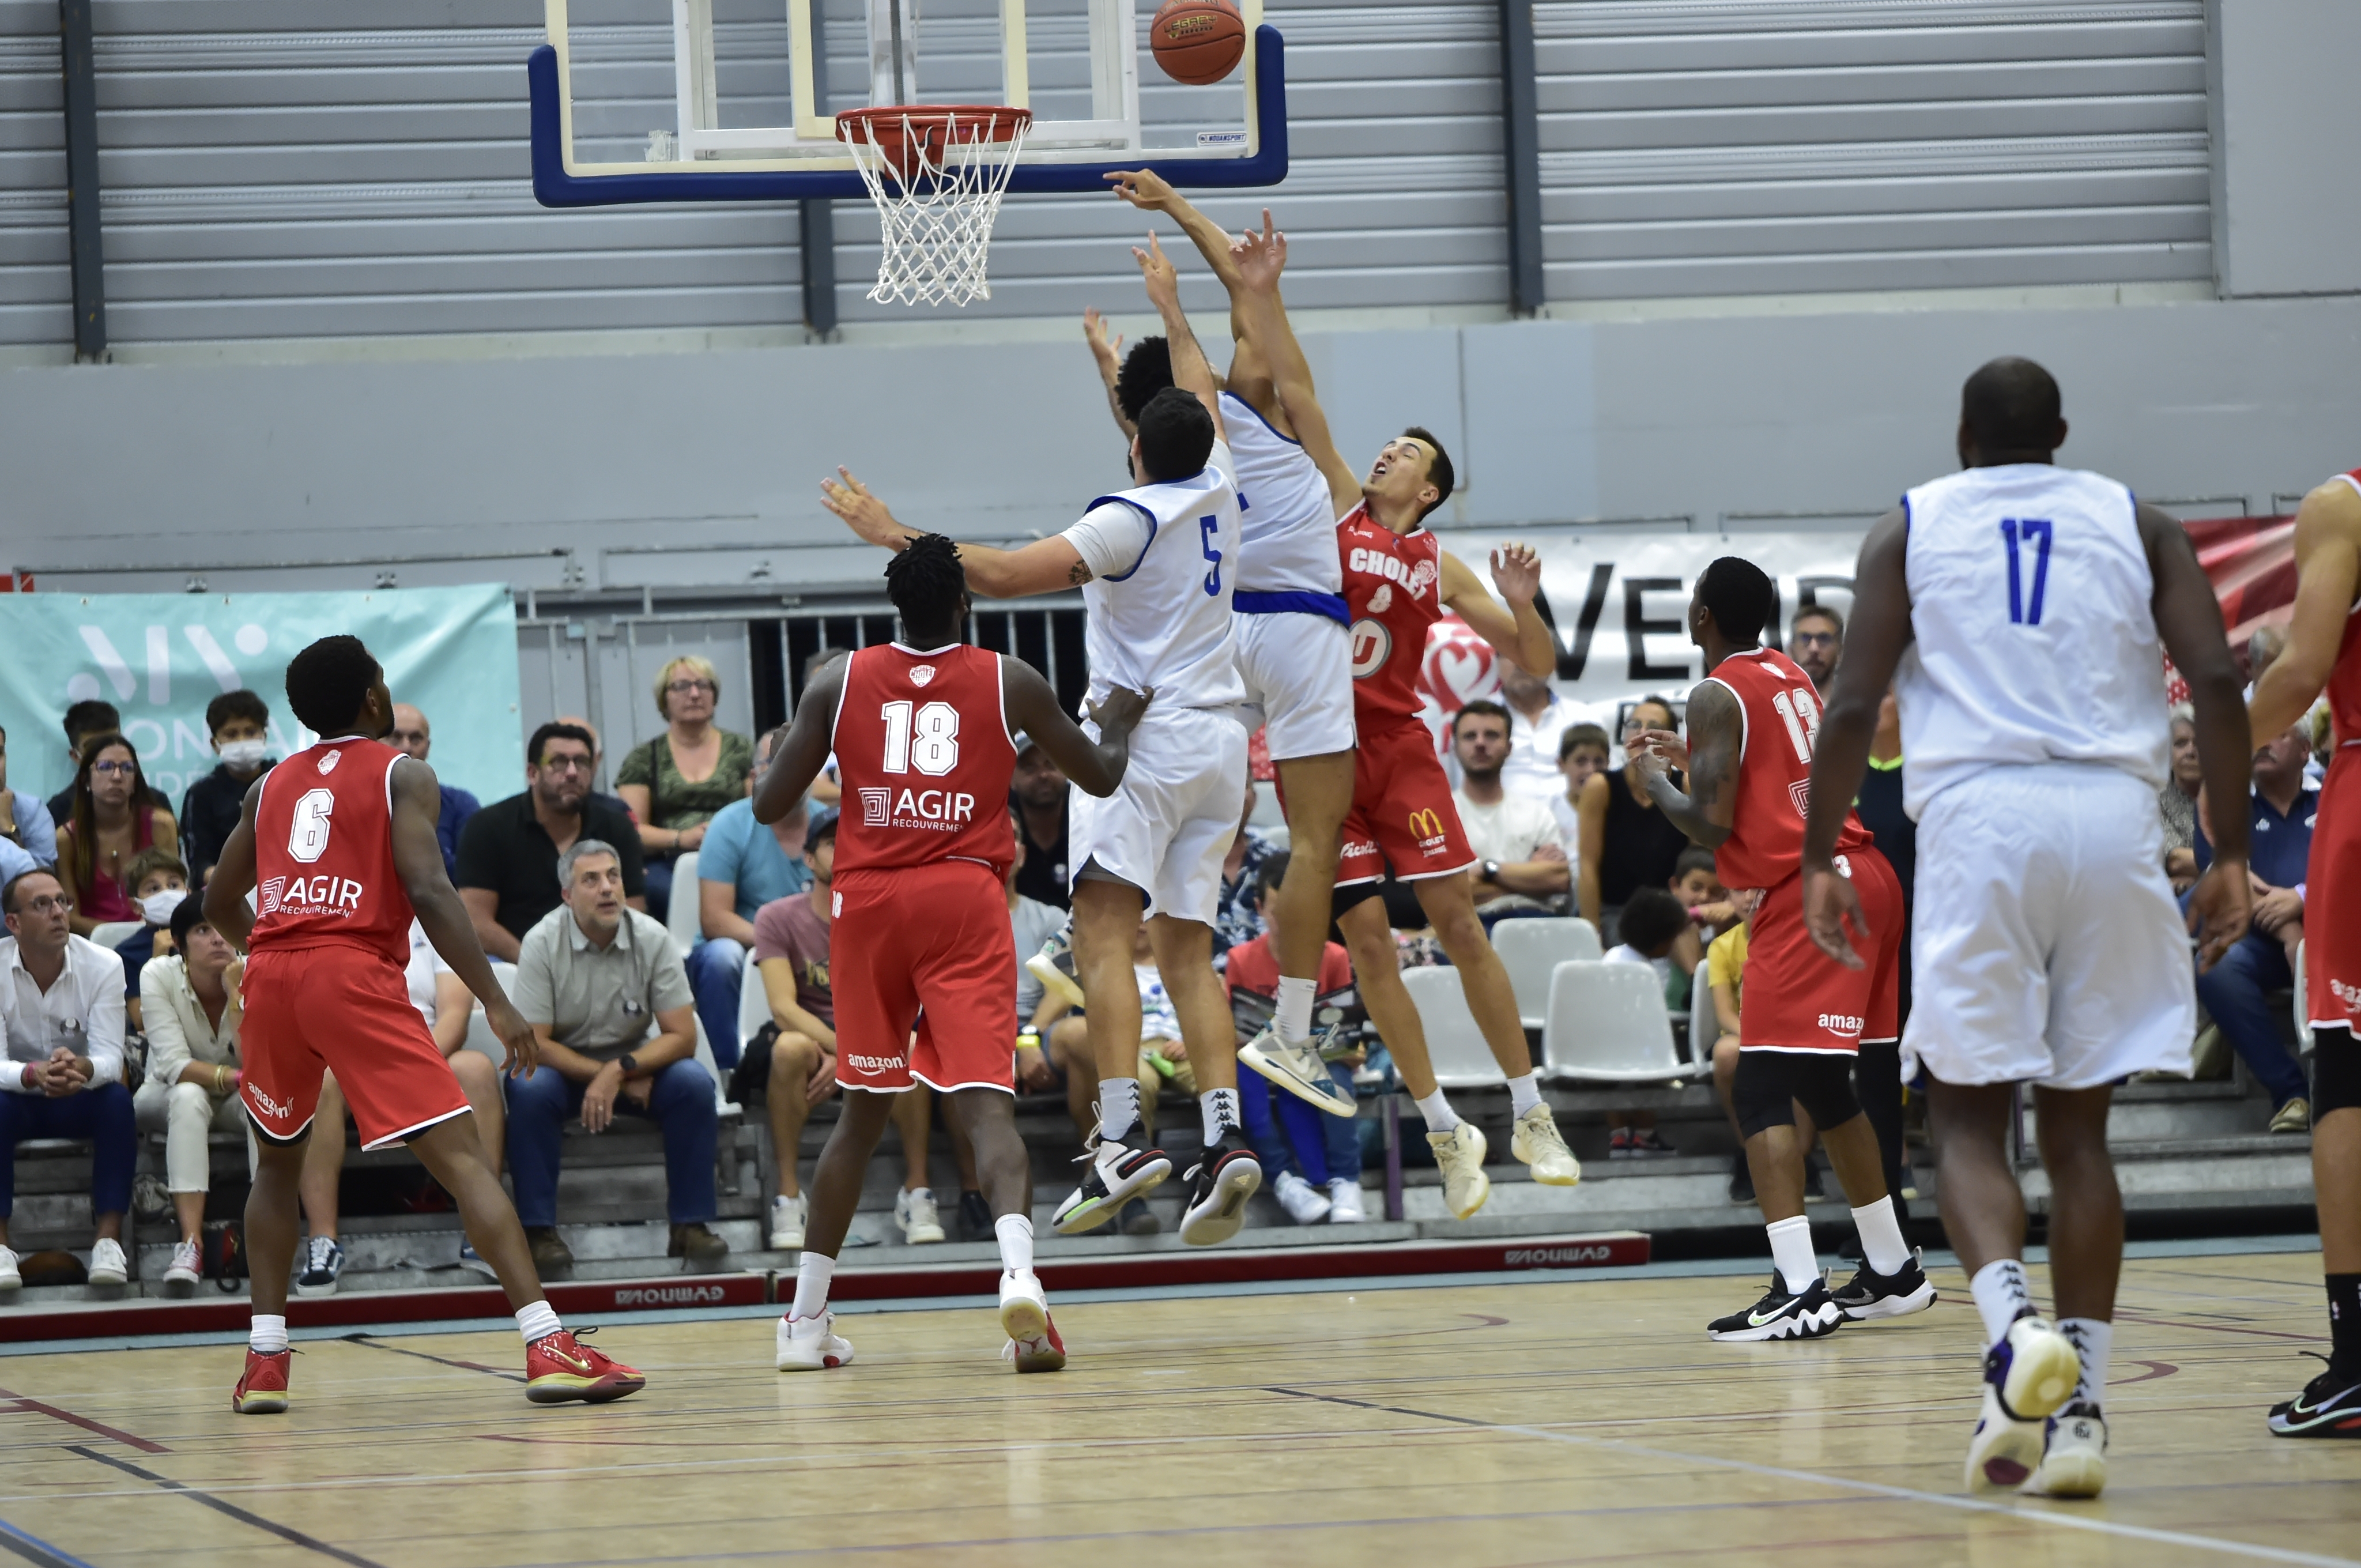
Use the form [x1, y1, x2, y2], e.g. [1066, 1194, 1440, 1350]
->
[1400, 965, 1507, 1090]
[738, 945, 774, 1062]
[1540, 961, 1692, 1084]
[88, 921, 141, 950]
[1492, 918, 1604, 1029]
[665, 849, 703, 959]
[462, 1008, 503, 1065]
[2294, 938, 2309, 1049]
[694, 1019, 741, 1116]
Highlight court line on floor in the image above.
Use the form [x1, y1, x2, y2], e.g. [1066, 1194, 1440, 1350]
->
[341, 1335, 526, 1382]
[0, 1390, 168, 1454]
[1264, 1387, 2357, 1568]
[65, 1446, 387, 1568]
[0, 1519, 97, 1568]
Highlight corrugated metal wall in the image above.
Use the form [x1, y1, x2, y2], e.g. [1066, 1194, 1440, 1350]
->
[1, 0, 67, 346]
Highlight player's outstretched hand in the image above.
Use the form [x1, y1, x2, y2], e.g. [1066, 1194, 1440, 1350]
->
[1132, 234, 1180, 308]
[1084, 307, 1123, 374]
[1106, 168, 1176, 212]
[486, 998, 539, 1079]
[2186, 856, 2254, 973]
[1088, 684, 1153, 738]
[820, 467, 907, 549]
[1490, 543, 1542, 604]
[1802, 861, 1868, 970]
[1230, 212, 1286, 293]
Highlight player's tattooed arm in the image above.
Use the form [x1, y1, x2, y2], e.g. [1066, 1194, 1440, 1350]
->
[1003, 656, 1149, 798]
[1133, 235, 1224, 439]
[1634, 680, 1737, 849]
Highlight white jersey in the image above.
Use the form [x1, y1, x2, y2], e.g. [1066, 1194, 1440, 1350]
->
[1062, 440, 1247, 715]
[1895, 463, 2170, 817]
[1219, 390, 1343, 599]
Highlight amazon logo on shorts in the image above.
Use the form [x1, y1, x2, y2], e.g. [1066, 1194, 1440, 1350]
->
[1408, 808, 1450, 853]
[843, 1053, 904, 1072]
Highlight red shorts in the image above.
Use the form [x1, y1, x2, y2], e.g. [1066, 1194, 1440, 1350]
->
[830, 861, 1017, 1094]
[2307, 748, 2361, 1030]
[1738, 846, 1903, 1054]
[239, 943, 469, 1149]
[1334, 718, 1477, 886]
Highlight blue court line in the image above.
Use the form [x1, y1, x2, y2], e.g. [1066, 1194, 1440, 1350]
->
[0, 1517, 98, 1568]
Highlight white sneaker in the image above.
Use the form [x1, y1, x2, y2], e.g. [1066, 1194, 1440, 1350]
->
[0, 1246, 20, 1291]
[998, 1270, 1066, 1373]
[1428, 1123, 1492, 1220]
[2024, 1404, 2108, 1498]
[1238, 1027, 1357, 1118]
[164, 1240, 202, 1295]
[776, 1310, 856, 1371]
[1273, 1170, 1332, 1225]
[896, 1186, 945, 1244]
[1510, 1103, 1581, 1186]
[1326, 1178, 1367, 1223]
[86, 1237, 129, 1288]
[770, 1193, 808, 1251]
[1965, 1382, 2048, 1492]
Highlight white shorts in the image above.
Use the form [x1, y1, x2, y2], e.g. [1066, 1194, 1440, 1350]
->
[1904, 763, 2195, 1090]
[1235, 609, 1355, 761]
[1067, 704, 1251, 926]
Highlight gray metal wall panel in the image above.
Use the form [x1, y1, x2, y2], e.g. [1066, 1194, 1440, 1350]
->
[1, 1, 69, 345]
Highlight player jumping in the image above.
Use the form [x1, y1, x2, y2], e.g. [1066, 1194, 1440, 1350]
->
[1802, 357, 2253, 1497]
[204, 636, 643, 1412]
[1630, 557, 1933, 1341]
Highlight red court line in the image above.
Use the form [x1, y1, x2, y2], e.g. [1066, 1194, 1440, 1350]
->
[0, 1392, 169, 1454]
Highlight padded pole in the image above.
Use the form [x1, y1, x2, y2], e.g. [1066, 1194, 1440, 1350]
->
[1497, 0, 1544, 316]
[58, 0, 105, 360]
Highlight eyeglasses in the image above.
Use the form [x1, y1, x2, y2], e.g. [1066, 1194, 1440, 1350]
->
[537, 755, 594, 775]
[90, 760, 137, 777]
[1790, 631, 1839, 647]
[16, 895, 73, 915]
[665, 679, 716, 695]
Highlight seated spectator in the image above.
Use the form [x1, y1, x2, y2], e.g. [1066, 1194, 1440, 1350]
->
[1497, 658, 1583, 801]
[1789, 603, 1843, 695]
[46, 701, 166, 827]
[0, 869, 135, 1291]
[1211, 780, 1278, 964]
[552, 715, 635, 821]
[389, 703, 480, 879]
[1450, 700, 1570, 922]
[1601, 885, 1689, 1158]
[1549, 722, 1611, 850]
[2158, 704, 2201, 891]
[1010, 735, 1072, 909]
[1042, 922, 1191, 1236]
[179, 689, 275, 885]
[1668, 846, 1733, 1004]
[750, 808, 942, 1252]
[116, 847, 192, 1027]
[455, 723, 645, 962]
[52, 734, 179, 939]
[1227, 854, 1364, 1225]
[1578, 698, 1692, 937]
[687, 725, 810, 1069]
[2187, 721, 2317, 1133]
[0, 726, 59, 883]
[615, 655, 755, 924]
[956, 810, 1066, 1239]
[134, 895, 249, 1294]
[506, 840, 725, 1279]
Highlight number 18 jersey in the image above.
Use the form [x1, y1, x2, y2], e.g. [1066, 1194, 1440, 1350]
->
[249, 737, 413, 966]
[1702, 646, 1869, 893]
[831, 642, 1017, 879]
[1896, 463, 2170, 817]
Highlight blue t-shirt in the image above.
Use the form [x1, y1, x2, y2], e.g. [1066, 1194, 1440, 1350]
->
[696, 798, 812, 930]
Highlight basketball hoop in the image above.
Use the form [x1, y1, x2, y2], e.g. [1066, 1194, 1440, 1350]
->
[835, 105, 1033, 308]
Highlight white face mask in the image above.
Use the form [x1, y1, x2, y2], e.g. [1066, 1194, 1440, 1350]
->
[141, 889, 186, 926]
[218, 739, 269, 770]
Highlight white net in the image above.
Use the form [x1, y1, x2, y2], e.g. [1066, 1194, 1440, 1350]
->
[839, 108, 1032, 308]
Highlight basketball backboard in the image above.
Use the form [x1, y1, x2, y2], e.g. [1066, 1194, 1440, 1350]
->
[529, 0, 1287, 206]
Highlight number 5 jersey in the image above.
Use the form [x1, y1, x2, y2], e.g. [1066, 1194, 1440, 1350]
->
[249, 736, 414, 966]
[831, 642, 1019, 879]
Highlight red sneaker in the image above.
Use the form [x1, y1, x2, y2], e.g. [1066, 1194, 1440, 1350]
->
[525, 1327, 646, 1405]
[232, 1348, 291, 1414]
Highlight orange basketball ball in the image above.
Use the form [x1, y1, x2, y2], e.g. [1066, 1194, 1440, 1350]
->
[1151, 0, 1246, 86]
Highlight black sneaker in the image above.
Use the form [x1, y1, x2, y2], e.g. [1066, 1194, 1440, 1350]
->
[293, 1235, 344, 1298]
[1727, 1152, 1755, 1205]
[1119, 1196, 1160, 1236]
[957, 1190, 993, 1241]
[1177, 1126, 1262, 1247]
[1708, 1274, 1843, 1343]
[2268, 1355, 2361, 1438]
[1831, 1249, 1938, 1321]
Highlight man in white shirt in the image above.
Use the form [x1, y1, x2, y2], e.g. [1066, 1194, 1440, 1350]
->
[1449, 702, 1570, 918]
[0, 868, 135, 1290]
[1498, 660, 1587, 802]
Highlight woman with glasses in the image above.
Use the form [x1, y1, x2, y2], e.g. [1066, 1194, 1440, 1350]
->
[52, 733, 180, 938]
[615, 655, 753, 922]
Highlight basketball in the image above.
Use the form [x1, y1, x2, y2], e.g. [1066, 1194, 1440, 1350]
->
[1150, 0, 1246, 86]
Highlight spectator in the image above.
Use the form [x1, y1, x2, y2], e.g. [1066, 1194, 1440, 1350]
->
[991, 813, 1067, 1238]
[178, 690, 275, 885]
[133, 894, 248, 1294]
[2158, 704, 2202, 889]
[1576, 699, 1691, 937]
[1550, 722, 1611, 851]
[1850, 688, 1917, 1200]
[553, 714, 635, 820]
[1496, 659, 1582, 801]
[615, 655, 755, 923]
[1450, 700, 1570, 922]
[1211, 780, 1280, 963]
[389, 703, 480, 879]
[116, 847, 191, 1027]
[1227, 854, 1364, 1224]
[506, 839, 726, 1279]
[46, 701, 160, 826]
[2188, 722, 2317, 1133]
[0, 726, 59, 883]
[750, 809, 944, 1252]
[455, 722, 645, 962]
[687, 725, 811, 1069]
[1788, 604, 1843, 695]
[1042, 921, 1190, 1235]
[53, 734, 180, 939]
[1010, 736, 1072, 910]
[0, 868, 134, 1291]
[1601, 884, 1689, 1159]
[1704, 911, 1752, 1198]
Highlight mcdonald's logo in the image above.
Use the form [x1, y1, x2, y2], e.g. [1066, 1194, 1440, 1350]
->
[1407, 808, 1447, 843]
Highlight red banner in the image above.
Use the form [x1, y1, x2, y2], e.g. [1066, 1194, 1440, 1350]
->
[2189, 514, 2299, 642]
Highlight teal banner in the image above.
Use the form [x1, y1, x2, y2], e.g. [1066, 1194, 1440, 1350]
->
[0, 585, 522, 809]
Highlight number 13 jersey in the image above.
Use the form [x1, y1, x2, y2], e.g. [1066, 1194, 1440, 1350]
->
[250, 737, 413, 966]
[1896, 463, 2169, 818]
[831, 642, 1018, 879]
[1703, 646, 1871, 893]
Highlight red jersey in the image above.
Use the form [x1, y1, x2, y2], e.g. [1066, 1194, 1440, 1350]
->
[831, 642, 1017, 879]
[249, 737, 413, 966]
[1703, 646, 1871, 892]
[2324, 470, 2361, 745]
[1340, 503, 1446, 724]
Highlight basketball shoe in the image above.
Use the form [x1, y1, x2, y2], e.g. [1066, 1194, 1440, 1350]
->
[526, 1327, 646, 1404]
[998, 1271, 1066, 1373]
[2023, 1403, 2107, 1497]
[1965, 1314, 2080, 1490]
[1509, 1104, 1581, 1185]
[1052, 1118, 1172, 1235]
[1428, 1123, 1491, 1220]
[1025, 926, 1085, 1010]
[231, 1349, 291, 1414]
[2267, 1356, 2361, 1438]
[1178, 1124, 1262, 1247]
[776, 1311, 856, 1372]
[1707, 1274, 1843, 1343]
[1830, 1250, 1937, 1321]
[1238, 1026, 1356, 1117]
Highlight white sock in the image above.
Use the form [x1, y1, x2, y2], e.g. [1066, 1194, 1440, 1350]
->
[1275, 975, 1315, 1042]
[1200, 1087, 1240, 1144]
[2058, 1317, 2112, 1410]
[1766, 1215, 1820, 1295]
[1970, 1258, 2035, 1347]
[1506, 1072, 1543, 1119]
[995, 1213, 1034, 1277]
[514, 1300, 561, 1344]
[1849, 1196, 1911, 1276]
[1415, 1090, 1462, 1133]
[791, 1252, 835, 1320]
[250, 1314, 289, 1355]
[1096, 1076, 1141, 1144]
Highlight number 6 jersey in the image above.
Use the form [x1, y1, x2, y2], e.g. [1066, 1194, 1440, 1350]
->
[1702, 646, 1871, 894]
[249, 736, 413, 966]
[831, 642, 1018, 879]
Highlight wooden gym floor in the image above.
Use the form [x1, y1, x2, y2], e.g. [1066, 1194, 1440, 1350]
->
[0, 1245, 2353, 1567]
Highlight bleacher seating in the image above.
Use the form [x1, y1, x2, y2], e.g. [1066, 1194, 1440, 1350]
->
[665, 849, 703, 959]
[1540, 961, 1692, 1085]
[1400, 966, 1505, 1090]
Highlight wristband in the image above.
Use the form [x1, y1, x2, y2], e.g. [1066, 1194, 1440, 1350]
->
[18, 1062, 34, 1090]
[1016, 1030, 1042, 1053]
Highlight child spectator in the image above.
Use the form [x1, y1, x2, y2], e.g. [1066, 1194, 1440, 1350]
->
[117, 848, 190, 1028]
[179, 691, 275, 885]
[1601, 885, 1690, 1158]
[1551, 723, 1612, 850]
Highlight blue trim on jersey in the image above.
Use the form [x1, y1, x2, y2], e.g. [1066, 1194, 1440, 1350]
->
[1220, 389, 1302, 448]
[1083, 495, 1161, 583]
[1234, 590, 1348, 624]
[1900, 493, 1912, 534]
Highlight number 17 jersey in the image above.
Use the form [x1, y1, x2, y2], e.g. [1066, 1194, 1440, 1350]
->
[831, 642, 1018, 879]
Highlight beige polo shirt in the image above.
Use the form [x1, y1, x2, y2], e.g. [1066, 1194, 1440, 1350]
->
[511, 906, 693, 1062]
